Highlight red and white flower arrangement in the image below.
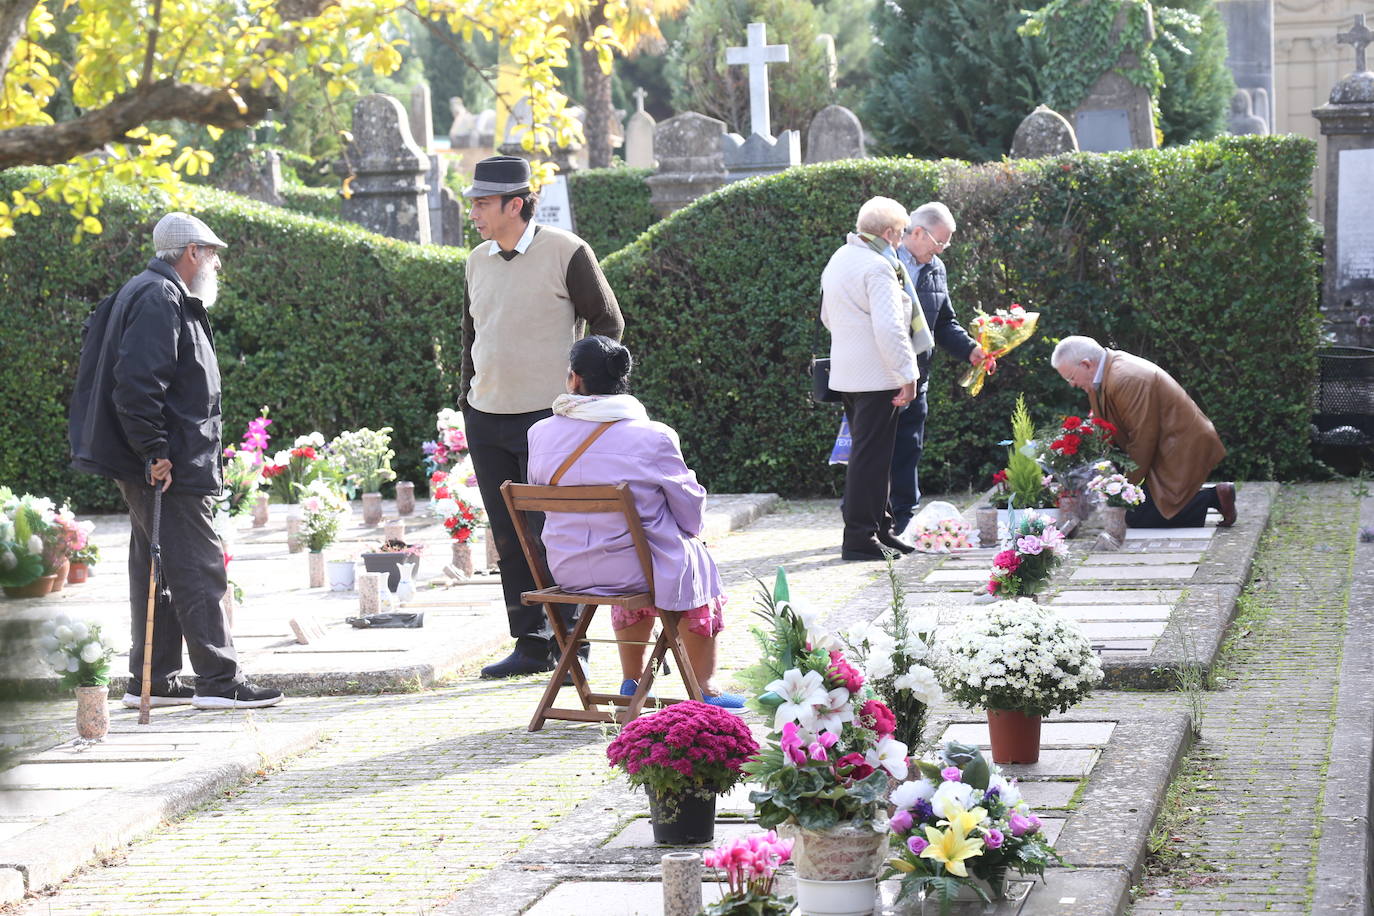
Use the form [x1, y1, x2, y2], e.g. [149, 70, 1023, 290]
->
[433, 489, 484, 542]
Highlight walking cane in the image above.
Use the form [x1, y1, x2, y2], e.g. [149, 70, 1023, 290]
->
[138, 482, 163, 725]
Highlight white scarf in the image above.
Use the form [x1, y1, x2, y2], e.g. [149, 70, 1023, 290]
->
[551, 393, 650, 422]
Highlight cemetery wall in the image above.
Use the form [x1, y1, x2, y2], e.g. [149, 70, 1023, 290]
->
[603, 135, 1322, 497]
[0, 169, 466, 511]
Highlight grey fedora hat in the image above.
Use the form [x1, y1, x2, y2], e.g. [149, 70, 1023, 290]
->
[152, 212, 228, 250]
[462, 156, 532, 198]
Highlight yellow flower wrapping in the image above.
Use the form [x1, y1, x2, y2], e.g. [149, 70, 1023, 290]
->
[959, 310, 1040, 397]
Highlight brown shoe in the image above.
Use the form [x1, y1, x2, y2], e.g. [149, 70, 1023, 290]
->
[1215, 483, 1237, 527]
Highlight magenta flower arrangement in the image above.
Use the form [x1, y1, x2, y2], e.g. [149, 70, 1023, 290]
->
[605, 700, 759, 798]
[701, 831, 796, 916]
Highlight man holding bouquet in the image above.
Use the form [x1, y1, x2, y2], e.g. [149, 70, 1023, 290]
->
[1051, 336, 1236, 528]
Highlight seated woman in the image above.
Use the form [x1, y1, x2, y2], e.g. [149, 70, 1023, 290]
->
[527, 336, 743, 708]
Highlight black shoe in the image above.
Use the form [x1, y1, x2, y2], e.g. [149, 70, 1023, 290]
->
[482, 648, 556, 679]
[840, 540, 888, 561]
[122, 680, 195, 709]
[877, 530, 915, 555]
[192, 682, 283, 710]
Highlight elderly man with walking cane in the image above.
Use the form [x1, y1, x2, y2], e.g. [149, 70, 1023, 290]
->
[69, 212, 282, 712]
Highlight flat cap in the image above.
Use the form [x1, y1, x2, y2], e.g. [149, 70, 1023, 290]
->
[152, 212, 227, 251]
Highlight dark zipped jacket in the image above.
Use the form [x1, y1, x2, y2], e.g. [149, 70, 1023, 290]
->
[68, 258, 223, 495]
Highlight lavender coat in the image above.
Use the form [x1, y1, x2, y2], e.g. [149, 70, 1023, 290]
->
[527, 415, 724, 611]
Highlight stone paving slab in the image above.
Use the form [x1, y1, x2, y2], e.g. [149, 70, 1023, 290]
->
[1070, 564, 1198, 581]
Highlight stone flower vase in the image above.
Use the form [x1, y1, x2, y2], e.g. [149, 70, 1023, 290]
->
[1101, 505, 1128, 541]
[48, 558, 70, 592]
[976, 506, 998, 546]
[286, 505, 304, 554]
[395, 481, 416, 516]
[75, 685, 109, 740]
[485, 529, 499, 572]
[785, 821, 887, 916]
[308, 551, 325, 588]
[451, 539, 474, 577]
[251, 492, 270, 528]
[987, 708, 1042, 764]
[362, 492, 384, 527]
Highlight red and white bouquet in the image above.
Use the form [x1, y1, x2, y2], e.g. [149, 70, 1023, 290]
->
[434, 489, 484, 542]
[959, 304, 1038, 397]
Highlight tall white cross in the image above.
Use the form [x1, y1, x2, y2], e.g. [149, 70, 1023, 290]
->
[726, 22, 789, 139]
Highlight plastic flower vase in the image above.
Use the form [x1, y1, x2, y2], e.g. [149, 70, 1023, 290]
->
[67, 562, 90, 584]
[645, 785, 716, 845]
[986, 708, 1042, 764]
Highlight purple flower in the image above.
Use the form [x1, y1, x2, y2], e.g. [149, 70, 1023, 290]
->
[984, 828, 1004, 849]
[1358, 314, 1373, 328]
[808, 741, 828, 762]
[983, 785, 1001, 803]
[907, 836, 929, 855]
[940, 766, 962, 781]
[421, 441, 438, 456]
[1009, 812, 1041, 837]
[890, 809, 913, 834]
[913, 799, 934, 821]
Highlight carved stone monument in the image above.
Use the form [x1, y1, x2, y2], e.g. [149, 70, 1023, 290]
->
[625, 87, 657, 169]
[646, 112, 728, 217]
[338, 94, 431, 244]
[1228, 89, 1269, 135]
[1312, 14, 1374, 344]
[1071, 6, 1159, 152]
[409, 83, 434, 151]
[721, 22, 801, 181]
[1011, 105, 1080, 158]
[216, 148, 284, 206]
[804, 105, 866, 163]
[1217, 0, 1274, 131]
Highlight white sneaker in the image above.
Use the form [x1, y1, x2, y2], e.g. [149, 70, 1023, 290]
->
[191, 682, 284, 709]
[121, 685, 195, 708]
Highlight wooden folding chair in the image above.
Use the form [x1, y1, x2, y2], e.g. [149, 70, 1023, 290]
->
[501, 481, 705, 732]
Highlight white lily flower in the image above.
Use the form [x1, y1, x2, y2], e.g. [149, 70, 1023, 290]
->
[930, 780, 978, 819]
[810, 687, 855, 736]
[864, 735, 910, 780]
[765, 669, 829, 730]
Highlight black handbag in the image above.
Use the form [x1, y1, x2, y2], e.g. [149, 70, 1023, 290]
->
[809, 356, 842, 404]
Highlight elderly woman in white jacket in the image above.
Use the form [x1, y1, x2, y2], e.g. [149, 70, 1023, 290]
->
[821, 196, 926, 561]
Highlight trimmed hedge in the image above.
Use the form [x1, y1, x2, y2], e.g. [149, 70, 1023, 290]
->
[602, 136, 1321, 497]
[566, 167, 656, 259]
[0, 169, 465, 511]
[279, 185, 343, 221]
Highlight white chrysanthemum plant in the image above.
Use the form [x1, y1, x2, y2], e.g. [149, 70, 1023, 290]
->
[742, 569, 908, 833]
[39, 614, 114, 689]
[934, 599, 1103, 718]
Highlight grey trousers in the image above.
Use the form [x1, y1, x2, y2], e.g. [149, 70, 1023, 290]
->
[118, 480, 241, 694]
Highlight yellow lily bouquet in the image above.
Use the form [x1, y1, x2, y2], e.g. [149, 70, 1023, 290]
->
[959, 304, 1039, 397]
[883, 741, 1062, 910]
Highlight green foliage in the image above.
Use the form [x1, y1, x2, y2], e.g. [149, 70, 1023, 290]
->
[1006, 395, 1050, 507]
[279, 186, 343, 222]
[666, 0, 834, 137]
[864, 0, 1050, 162]
[566, 167, 657, 258]
[600, 137, 1321, 497]
[1154, 0, 1234, 145]
[1020, 0, 1165, 114]
[0, 168, 466, 512]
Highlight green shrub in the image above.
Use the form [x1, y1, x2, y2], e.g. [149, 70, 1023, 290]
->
[602, 136, 1321, 497]
[279, 185, 343, 222]
[0, 169, 465, 511]
[566, 167, 656, 259]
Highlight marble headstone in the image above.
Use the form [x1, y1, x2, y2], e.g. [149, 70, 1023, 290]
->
[721, 22, 802, 180]
[1011, 105, 1079, 157]
[338, 93, 431, 244]
[804, 104, 866, 163]
[409, 83, 434, 151]
[625, 87, 657, 169]
[534, 175, 576, 232]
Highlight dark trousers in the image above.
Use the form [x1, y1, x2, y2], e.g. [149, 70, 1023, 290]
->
[464, 405, 574, 657]
[840, 389, 901, 547]
[118, 480, 240, 694]
[888, 389, 929, 535]
[1125, 484, 1219, 528]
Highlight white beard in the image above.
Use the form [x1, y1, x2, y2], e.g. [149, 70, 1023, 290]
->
[189, 259, 218, 308]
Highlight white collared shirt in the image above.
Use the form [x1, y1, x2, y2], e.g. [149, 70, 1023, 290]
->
[1092, 355, 1106, 387]
[488, 219, 538, 256]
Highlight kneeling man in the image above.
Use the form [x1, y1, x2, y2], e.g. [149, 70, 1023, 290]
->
[1051, 336, 1235, 528]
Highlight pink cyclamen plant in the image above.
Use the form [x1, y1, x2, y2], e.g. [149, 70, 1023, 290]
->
[702, 831, 796, 916]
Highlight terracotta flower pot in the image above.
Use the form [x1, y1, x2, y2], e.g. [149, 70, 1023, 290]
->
[3, 574, 58, 599]
[48, 558, 70, 592]
[67, 562, 90, 584]
[987, 708, 1042, 764]
[362, 492, 384, 527]
[451, 540, 474, 577]
[75, 685, 109, 740]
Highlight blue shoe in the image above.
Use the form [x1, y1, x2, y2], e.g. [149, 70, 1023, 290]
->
[702, 692, 746, 709]
[619, 678, 639, 696]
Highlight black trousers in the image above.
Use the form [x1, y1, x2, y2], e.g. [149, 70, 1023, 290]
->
[464, 405, 575, 657]
[1125, 484, 1218, 528]
[840, 389, 901, 547]
[888, 389, 929, 535]
[118, 480, 240, 694]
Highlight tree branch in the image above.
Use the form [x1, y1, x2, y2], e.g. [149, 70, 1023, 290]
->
[0, 78, 276, 170]
[0, 0, 39, 79]
[140, 0, 164, 88]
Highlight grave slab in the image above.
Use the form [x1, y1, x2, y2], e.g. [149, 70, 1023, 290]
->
[0, 760, 173, 790]
[1081, 552, 1202, 565]
[524, 878, 729, 915]
[925, 569, 989, 583]
[604, 818, 759, 849]
[1051, 589, 1182, 604]
[1078, 620, 1168, 641]
[941, 721, 1117, 747]
[1015, 781, 1079, 810]
[1123, 526, 1214, 540]
[1053, 604, 1171, 621]
[0, 822, 39, 842]
[0, 788, 105, 818]
[996, 749, 1099, 779]
[1070, 565, 1197, 581]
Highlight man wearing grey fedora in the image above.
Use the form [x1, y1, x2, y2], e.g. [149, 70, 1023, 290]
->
[460, 156, 625, 679]
[69, 212, 283, 710]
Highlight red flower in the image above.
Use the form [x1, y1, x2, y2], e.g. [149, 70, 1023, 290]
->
[443, 517, 458, 529]
[1093, 417, 1117, 434]
[827, 650, 865, 693]
[993, 549, 1021, 572]
[992, 469, 1008, 485]
[1062, 416, 1082, 429]
[291, 446, 317, 460]
[455, 528, 471, 542]
[434, 486, 450, 499]
[987, 577, 1001, 594]
[990, 315, 1004, 325]
[835, 752, 875, 780]
[860, 699, 897, 738]
[430, 470, 448, 485]
[1052, 435, 1080, 456]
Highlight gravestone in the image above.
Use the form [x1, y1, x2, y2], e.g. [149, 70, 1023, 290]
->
[625, 87, 656, 169]
[1312, 14, 1374, 344]
[448, 97, 478, 147]
[721, 22, 802, 181]
[1071, 6, 1158, 152]
[816, 33, 838, 90]
[804, 105, 866, 163]
[646, 112, 728, 217]
[424, 155, 465, 246]
[337, 93, 431, 244]
[1217, 0, 1274, 131]
[534, 175, 576, 232]
[1010, 105, 1080, 158]
[409, 83, 434, 151]
[1228, 89, 1269, 135]
[216, 148, 284, 206]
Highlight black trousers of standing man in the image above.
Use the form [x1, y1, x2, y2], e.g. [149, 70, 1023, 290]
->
[840, 389, 901, 549]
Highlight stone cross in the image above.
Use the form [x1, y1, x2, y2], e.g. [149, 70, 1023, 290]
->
[633, 86, 648, 113]
[726, 22, 789, 138]
[1338, 14, 1372, 72]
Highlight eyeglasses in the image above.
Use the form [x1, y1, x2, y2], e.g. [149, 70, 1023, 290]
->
[922, 227, 952, 251]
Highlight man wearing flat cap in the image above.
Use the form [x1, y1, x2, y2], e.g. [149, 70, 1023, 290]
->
[70, 212, 283, 710]
[461, 155, 625, 679]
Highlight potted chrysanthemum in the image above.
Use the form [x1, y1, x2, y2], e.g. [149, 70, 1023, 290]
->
[606, 700, 758, 845]
[934, 599, 1102, 763]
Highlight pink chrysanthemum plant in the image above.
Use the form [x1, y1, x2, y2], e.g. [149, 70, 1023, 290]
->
[740, 568, 906, 832]
[605, 700, 759, 822]
[884, 741, 1062, 911]
[702, 831, 796, 916]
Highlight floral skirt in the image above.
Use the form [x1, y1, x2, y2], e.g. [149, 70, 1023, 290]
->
[610, 595, 727, 639]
